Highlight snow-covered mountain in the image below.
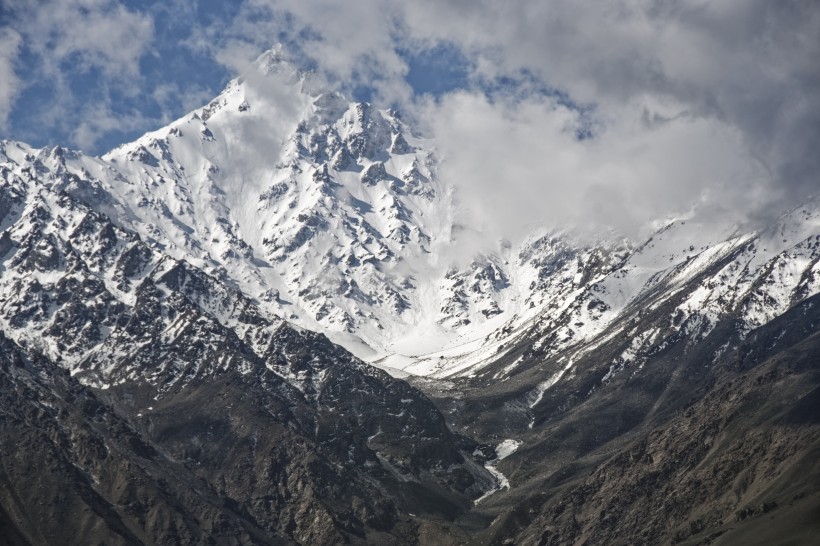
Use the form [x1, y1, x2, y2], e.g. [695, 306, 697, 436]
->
[2, 43, 820, 546]
[2, 45, 819, 384]
[1, 47, 511, 365]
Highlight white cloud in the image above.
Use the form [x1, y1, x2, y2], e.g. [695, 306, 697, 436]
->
[184, 0, 416, 105]
[150, 82, 215, 125]
[0, 0, 155, 149]
[195, 0, 818, 232]
[69, 102, 154, 152]
[0, 28, 21, 129]
[425, 91, 766, 242]
[16, 0, 154, 82]
[2, 0, 816, 229]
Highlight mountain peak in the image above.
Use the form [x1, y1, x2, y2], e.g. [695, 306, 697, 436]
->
[253, 43, 309, 83]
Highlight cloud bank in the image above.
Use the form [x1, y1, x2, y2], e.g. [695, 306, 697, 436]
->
[423, 91, 766, 239]
[0, 27, 21, 128]
[1, 0, 818, 237]
[188, 0, 820, 236]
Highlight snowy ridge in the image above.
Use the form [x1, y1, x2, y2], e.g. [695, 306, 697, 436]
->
[0, 140, 372, 395]
[381, 203, 819, 381]
[481, 204, 820, 406]
[1, 45, 818, 387]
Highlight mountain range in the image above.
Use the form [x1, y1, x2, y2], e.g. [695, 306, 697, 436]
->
[1, 47, 818, 545]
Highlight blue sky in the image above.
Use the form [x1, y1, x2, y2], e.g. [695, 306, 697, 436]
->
[1, 0, 234, 153]
[0, 0, 817, 230]
[0, 0, 479, 154]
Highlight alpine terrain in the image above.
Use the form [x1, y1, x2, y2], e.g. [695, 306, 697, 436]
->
[1, 46, 819, 545]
